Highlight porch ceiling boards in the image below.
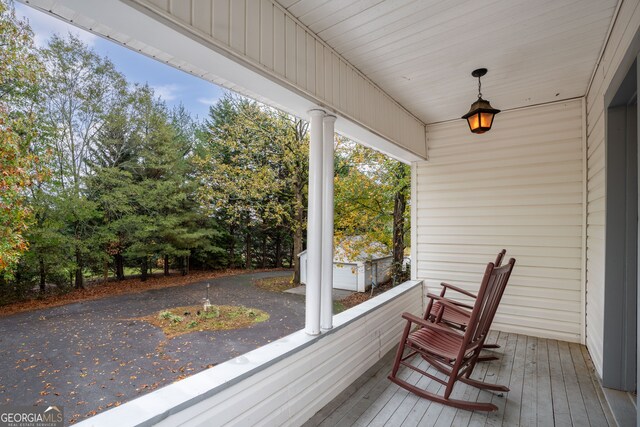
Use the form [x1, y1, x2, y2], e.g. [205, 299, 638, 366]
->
[304, 331, 613, 426]
[276, 0, 619, 125]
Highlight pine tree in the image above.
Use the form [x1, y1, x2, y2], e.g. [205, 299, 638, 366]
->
[122, 87, 219, 280]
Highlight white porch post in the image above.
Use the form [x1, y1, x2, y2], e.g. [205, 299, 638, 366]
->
[321, 114, 336, 330]
[305, 109, 325, 335]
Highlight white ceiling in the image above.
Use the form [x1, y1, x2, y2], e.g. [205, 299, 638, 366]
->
[275, 0, 619, 124]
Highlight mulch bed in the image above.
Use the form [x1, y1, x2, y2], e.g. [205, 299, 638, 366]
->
[139, 304, 270, 338]
[253, 275, 296, 292]
[339, 281, 394, 309]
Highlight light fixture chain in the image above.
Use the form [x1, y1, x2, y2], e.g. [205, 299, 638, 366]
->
[478, 75, 482, 99]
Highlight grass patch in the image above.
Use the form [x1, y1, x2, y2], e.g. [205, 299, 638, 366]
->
[141, 304, 269, 338]
[254, 275, 296, 292]
[333, 300, 346, 314]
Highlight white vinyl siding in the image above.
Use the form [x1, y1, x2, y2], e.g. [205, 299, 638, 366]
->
[131, 0, 427, 158]
[585, 0, 640, 377]
[416, 99, 584, 343]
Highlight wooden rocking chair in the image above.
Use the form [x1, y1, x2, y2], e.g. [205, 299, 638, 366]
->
[388, 258, 515, 411]
[425, 249, 506, 329]
[424, 250, 506, 358]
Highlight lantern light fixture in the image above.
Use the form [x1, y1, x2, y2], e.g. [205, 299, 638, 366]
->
[462, 68, 500, 134]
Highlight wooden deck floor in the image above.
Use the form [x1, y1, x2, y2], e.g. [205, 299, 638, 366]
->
[304, 331, 614, 427]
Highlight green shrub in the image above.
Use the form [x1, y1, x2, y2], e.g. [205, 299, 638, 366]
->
[200, 307, 220, 319]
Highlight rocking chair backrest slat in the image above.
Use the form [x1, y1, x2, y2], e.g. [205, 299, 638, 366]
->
[423, 249, 508, 327]
[474, 266, 511, 342]
[459, 262, 494, 347]
[461, 258, 515, 351]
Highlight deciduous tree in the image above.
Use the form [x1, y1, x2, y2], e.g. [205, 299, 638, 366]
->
[195, 95, 308, 280]
[334, 139, 410, 284]
[0, 0, 48, 278]
[40, 34, 128, 288]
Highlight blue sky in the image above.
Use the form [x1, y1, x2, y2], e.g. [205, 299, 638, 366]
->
[15, 2, 226, 121]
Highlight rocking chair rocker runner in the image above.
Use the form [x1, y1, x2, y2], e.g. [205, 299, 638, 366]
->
[388, 258, 515, 411]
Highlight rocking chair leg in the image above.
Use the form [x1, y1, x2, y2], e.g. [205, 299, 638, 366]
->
[390, 322, 412, 378]
[482, 343, 500, 349]
[459, 376, 510, 392]
[477, 355, 500, 362]
[388, 376, 499, 412]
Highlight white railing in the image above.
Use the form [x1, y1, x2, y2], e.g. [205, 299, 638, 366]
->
[77, 280, 423, 427]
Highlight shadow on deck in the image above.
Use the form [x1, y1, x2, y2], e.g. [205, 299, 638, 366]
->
[304, 331, 614, 426]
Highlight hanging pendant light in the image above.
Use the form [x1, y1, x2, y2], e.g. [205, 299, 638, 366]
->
[462, 68, 500, 134]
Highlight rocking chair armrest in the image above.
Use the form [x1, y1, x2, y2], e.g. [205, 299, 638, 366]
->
[401, 312, 465, 337]
[440, 282, 477, 299]
[426, 293, 474, 311]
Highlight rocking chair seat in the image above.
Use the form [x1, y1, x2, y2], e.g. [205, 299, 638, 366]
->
[407, 327, 463, 361]
[430, 301, 472, 329]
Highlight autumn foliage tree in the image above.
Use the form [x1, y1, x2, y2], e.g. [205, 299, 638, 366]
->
[0, 0, 49, 278]
[334, 138, 411, 284]
[195, 95, 309, 281]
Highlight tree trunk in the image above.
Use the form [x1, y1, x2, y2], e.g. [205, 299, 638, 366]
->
[275, 231, 282, 268]
[261, 234, 267, 268]
[289, 244, 294, 268]
[228, 225, 236, 268]
[74, 246, 84, 289]
[181, 255, 189, 276]
[39, 257, 46, 293]
[245, 230, 252, 269]
[292, 179, 304, 284]
[115, 254, 125, 280]
[103, 260, 109, 282]
[164, 255, 170, 276]
[392, 183, 407, 285]
[141, 258, 148, 282]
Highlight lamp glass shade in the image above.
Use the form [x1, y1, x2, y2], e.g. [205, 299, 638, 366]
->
[462, 98, 500, 134]
[480, 112, 494, 129]
[467, 113, 480, 132]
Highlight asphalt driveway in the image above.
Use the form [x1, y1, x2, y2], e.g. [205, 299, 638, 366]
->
[0, 271, 303, 424]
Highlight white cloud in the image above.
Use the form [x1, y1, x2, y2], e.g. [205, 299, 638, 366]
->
[151, 84, 181, 102]
[197, 96, 222, 106]
[15, 3, 98, 48]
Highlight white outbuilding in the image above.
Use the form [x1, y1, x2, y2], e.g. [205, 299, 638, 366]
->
[298, 242, 394, 292]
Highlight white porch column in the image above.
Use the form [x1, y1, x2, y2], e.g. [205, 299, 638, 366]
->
[321, 114, 337, 330]
[305, 109, 325, 335]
